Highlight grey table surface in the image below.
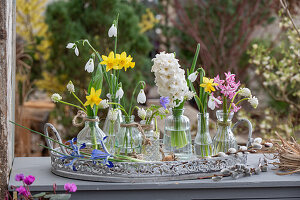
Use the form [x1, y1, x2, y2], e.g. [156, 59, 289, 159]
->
[9, 154, 300, 200]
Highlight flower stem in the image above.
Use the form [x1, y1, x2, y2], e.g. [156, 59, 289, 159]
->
[71, 92, 87, 110]
[57, 100, 86, 113]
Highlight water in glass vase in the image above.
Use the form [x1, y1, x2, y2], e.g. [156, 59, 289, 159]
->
[163, 109, 193, 160]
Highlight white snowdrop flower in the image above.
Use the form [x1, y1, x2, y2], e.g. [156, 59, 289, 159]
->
[51, 93, 62, 103]
[66, 43, 75, 49]
[108, 109, 118, 121]
[238, 88, 251, 97]
[253, 143, 263, 150]
[116, 87, 124, 99]
[138, 108, 146, 120]
[108, 24, 117, 37]
[155, 28, 162, 35]
[66, 81, 75, 93]
[158, 107, 168, 115]
[254, 137, 262, 144]
[188, 72, 198, 82]
[85, 58, 94, 73]
[155, 14, 162, 20]
[208, 95, 222, 110]
[239, 146, 247, 152]
[248, 96, 258, 109]
[264, 142, 273, 148]
[74, 46, 79, 56]
[137, 89, 146, 104]
[252, 44, 258, 49]
[98, 99, 109, 109]
[146, 110, 152, 118]
[217, 152, 227, 157]
[228, 148, 237, 154]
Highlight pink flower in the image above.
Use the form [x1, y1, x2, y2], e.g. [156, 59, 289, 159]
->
[214, 75, 225, 90]
[24, 175, 35, 185]
[225, 71, 235, 84]
[231, 103, 241, 112]
[15, 173, 24, 181]
[221, 84, 236, 99]
[64, 183, 77, 193]
[16, 186, 29, 197]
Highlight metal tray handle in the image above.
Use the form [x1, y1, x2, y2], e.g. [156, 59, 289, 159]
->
[44, 123, 68, 155]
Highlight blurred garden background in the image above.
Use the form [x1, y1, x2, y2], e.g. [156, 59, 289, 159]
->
[15, 0, 299, 157]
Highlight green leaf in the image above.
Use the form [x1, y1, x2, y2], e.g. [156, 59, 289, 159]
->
[32, 192, 46, 198]
[44, 194, 72, 200]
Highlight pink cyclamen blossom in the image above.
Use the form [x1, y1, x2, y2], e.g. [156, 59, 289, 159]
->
[225, 71, 236, 84]
[64, 183, 77, 193]
[24, 175, 35, 185]
[16, 186, 29, 197]
[15, 173, 24, 181]
[231, 103, 241, 112]
[213, 75, 225, 90]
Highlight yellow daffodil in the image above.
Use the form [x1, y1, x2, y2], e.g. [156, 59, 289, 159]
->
[200, 77, 219, 93]
[116, 52, 128, 69]
[100, 52, 118, 72]
[124, 55, 135, 71]
[84, 87, 102, 108]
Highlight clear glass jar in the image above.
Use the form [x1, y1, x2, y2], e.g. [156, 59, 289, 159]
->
[163, 108, 192, 160]
[141, 120, 161, 161]
[194, 113, 213, 157]
[212, 110, 237, 154]
[116, 115, 142, 155]
[103, 97, 123, 154]
[77, 116, 106, 151]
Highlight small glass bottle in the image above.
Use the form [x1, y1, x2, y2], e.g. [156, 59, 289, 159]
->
[194, 113, 213, 157]
[77, 116, 106, 151]
[116, 115, 142, 155]
[163, 108, 192, 160]
[103, 97, 123, 154]
[141, 120, 161, 161]
[212, 110, 237, 154]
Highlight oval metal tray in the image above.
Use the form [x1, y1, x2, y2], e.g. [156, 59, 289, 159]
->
[45, 123, 248, 183]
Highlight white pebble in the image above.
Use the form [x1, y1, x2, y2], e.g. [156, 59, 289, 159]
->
[264, 142, 273, 148]
[236, 152, 243, 157]
[239, 146, 247, 152]
[228, 148, 237, 154]
[254, 137, 262, 144]
[253, 143, 263, 150]
[218, 152, 227, 157]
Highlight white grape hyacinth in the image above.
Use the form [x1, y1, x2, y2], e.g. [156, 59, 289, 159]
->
[108, 24, 117, 37]
[108, 109, 118, 121]
[137, 89, 146, 104]
[138, 108, 147, 120]
[51, 93, 62, 103]
[151, 52, 191, 107]
[248, 96, 258, 108]
[99, 99, 109, 109]
[85, 58, 94, 73]
[238, 87, 251, 97]
[66, 81, 75, 93]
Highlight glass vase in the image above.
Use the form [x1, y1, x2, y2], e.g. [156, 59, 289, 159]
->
[116, 115, 142, 155]
[194, 113, 213, 157]
[163, 108, 192, 160]
[212, 110, 238, 154]
[77, 116, 106, 152]
[103, 98, 123, 154]
[141, 120, 161, 161]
